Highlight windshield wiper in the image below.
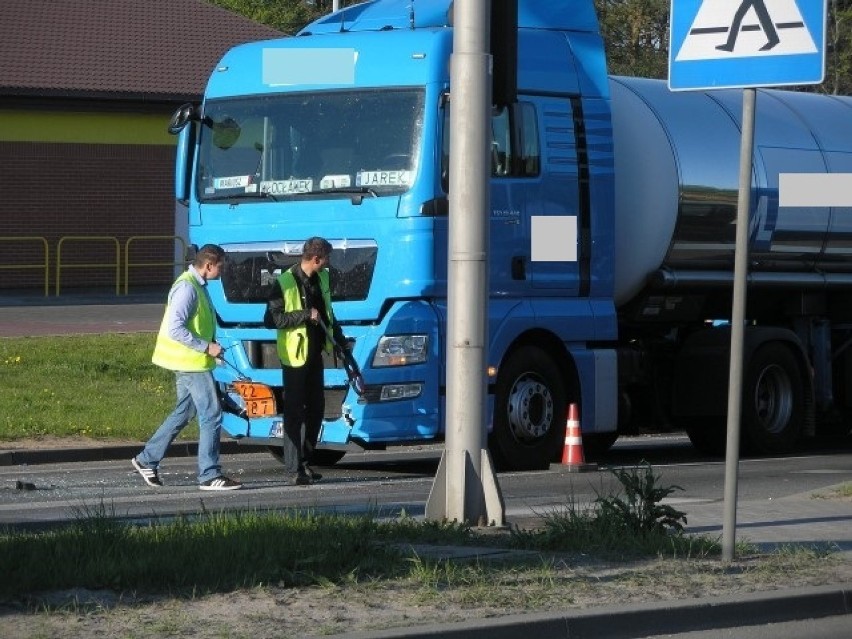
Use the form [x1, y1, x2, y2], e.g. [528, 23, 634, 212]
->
[200, 190, 279, 203]
[311, 186, 379, 204]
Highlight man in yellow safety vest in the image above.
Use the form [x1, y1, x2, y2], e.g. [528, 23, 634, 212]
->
[132, 244, 242, 491]
[265, 237, 345, 485]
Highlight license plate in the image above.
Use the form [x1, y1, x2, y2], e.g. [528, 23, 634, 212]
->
[231, 381, 277, 417]
[245, 398, 275, 417]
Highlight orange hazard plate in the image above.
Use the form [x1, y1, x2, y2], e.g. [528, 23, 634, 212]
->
[231, 381, 277, 418]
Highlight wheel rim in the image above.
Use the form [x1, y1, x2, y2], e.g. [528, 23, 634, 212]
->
[506, 376, 553, 443]
[752, 364, 793, 436]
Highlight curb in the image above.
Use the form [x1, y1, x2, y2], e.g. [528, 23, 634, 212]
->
[334, 584, 852, 639]
[0, 440, 263, 467]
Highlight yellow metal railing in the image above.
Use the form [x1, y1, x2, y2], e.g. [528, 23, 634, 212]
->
[0, 236, 49, 297]
[55, 236, 121, 296]
[124, 235, 187, 294]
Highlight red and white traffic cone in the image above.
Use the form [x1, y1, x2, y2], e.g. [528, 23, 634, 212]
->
[551, 403, 597, 472]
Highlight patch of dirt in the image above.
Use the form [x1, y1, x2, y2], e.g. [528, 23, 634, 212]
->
[2, 549, 850, 639]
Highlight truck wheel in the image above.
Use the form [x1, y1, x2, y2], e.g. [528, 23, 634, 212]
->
[684, 343, 805, 455]
[267, 446, 345, 467]
[490, 346, 567, 470]
[742, 343, 804, 454]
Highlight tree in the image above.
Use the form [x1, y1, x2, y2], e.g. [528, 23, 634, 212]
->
[594, 0, 670, 78]
[207, 0, 357, 35]
[823, 0, 852, 94]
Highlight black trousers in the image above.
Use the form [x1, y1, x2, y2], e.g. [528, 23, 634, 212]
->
[281, 352, 325, 474]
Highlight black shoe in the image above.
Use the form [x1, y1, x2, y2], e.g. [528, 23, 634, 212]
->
[289, 473, 312, 486]
[302, 465, 322, 481]
[132, 457, 163, 487]
[199, 476, 242, 491]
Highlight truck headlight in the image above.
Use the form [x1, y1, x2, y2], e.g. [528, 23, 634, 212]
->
[372, 335, 427, 367]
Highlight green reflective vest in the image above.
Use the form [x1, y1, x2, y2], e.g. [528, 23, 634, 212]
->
[151, 270, 215, 372]
[276, 268, 334, 367]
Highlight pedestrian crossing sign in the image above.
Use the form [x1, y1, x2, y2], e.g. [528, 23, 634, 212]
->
[669, 0, 827, 90]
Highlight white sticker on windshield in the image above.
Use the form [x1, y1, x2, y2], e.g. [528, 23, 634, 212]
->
[260, 179, 314, 195]
[356, 170, 411, 187]
[320, 175, 352, 189]
[214, 175, 251, 190]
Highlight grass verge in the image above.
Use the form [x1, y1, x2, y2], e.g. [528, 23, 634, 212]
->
[1, 501, 840, 605]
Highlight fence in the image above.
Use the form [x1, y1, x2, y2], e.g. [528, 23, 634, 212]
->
[0, 236, 50, 296]
[124, 235, 188, 295]
[0, 235, 186, 297]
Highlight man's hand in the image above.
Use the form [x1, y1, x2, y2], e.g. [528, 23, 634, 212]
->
[206, 342, 223, 358]
[309, 308, 320, 324]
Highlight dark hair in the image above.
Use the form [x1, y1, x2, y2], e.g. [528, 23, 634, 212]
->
[302, 237, 332, 261]
[193, 244, 225, 268]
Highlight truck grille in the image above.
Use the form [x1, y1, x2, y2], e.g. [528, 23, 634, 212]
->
[242, 340, 351, 371]
[221, 241, 377, 303]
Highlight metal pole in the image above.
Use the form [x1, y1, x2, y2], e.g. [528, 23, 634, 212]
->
[332, 0, 339, 12]
[722, 87, 756, 562]
[426, 0, 504, 526]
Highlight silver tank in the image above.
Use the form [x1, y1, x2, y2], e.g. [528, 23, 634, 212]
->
[610, 76, 852, 307]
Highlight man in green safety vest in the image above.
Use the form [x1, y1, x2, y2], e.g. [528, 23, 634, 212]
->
[132, 244, 242, 491]
[265, 237, 346, 485]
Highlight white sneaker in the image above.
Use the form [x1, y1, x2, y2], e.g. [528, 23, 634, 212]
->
[199, 476, 242, 491]
[131, 457, 163, 487]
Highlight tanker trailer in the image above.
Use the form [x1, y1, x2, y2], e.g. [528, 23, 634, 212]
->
[609, 76, 852, 454]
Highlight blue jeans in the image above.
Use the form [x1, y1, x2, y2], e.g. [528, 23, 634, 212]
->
[137, 370, 223, 483]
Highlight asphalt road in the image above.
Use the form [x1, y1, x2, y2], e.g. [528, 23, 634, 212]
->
[3, 434, 851, 560]
[634, 614, 852, 639]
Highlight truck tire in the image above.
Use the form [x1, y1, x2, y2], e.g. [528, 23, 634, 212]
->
[684, 343, 805, 455]
[268, 446, 346, 467]
[741, 342, 804, 454]
[490, 345, 567, 470]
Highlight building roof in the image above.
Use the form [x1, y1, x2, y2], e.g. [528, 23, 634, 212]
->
[0, 0, 283, 102]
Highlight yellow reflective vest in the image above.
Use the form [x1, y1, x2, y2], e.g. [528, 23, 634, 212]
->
[275, 268, 334, 367]
[151, 270, 216, 372]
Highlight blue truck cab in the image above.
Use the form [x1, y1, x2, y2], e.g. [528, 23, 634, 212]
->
[171, 0, 616, 470]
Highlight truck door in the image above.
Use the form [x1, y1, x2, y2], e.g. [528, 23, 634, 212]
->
[488, 104, 527, 297]
[527, 97, 582, 294]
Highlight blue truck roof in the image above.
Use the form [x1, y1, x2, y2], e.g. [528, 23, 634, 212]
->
[205, 1, 607, 100]
[299, 0, 600, 35]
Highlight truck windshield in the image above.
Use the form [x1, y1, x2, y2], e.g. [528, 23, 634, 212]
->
[196, 89, 424, 202]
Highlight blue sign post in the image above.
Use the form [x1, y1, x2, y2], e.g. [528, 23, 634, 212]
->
[669, 0, 827, 90]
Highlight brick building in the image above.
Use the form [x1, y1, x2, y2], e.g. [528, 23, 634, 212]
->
[0, 0, 281, 294]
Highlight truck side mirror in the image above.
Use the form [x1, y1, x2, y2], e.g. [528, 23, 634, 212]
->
[168, 103, 196, 134]
[173, 119, 197, 203]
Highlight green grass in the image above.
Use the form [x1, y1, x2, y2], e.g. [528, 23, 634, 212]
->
[0, 466, 723, 599]
[0, 503, 676, 599]
[0, 506, 457, 597]
[0, 334, 194, 441]
[833, 483, 852, 498]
